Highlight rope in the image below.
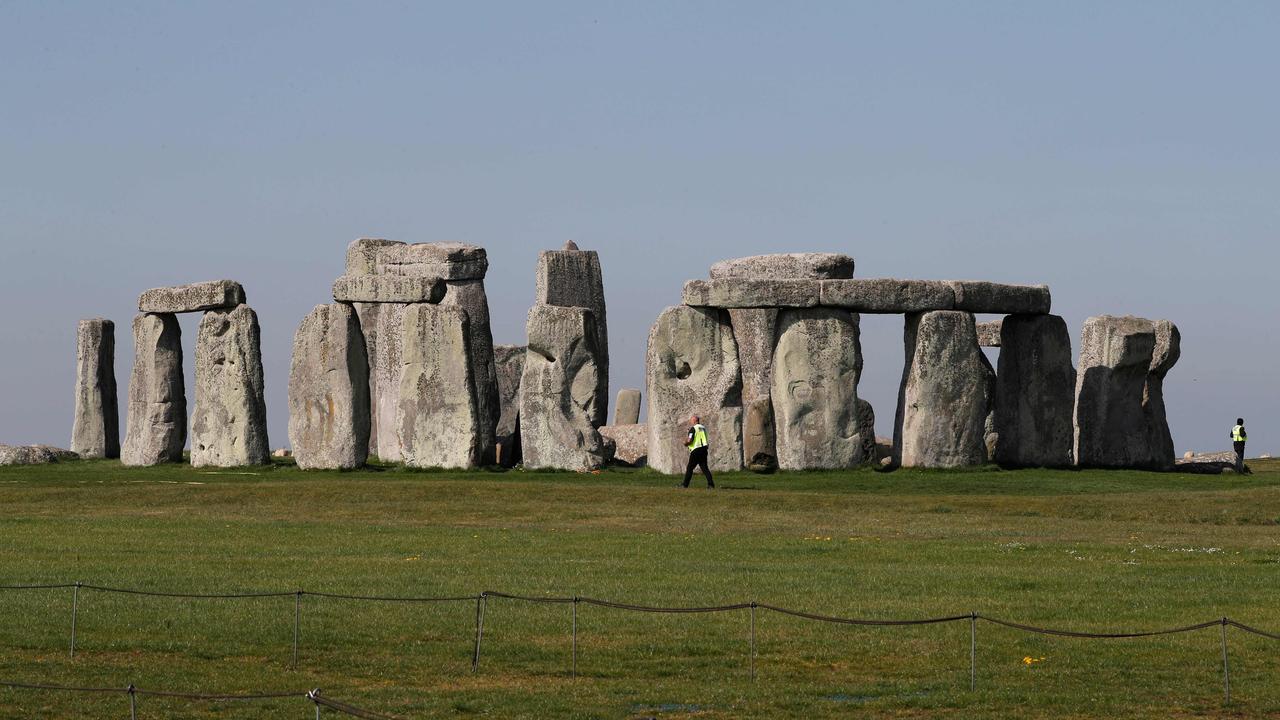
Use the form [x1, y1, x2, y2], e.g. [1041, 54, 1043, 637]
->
[581, 597, 754, 614]
[979, 615, 1221, 638]
[0, 680, 392, 717]
[759, 603, 970, 626]
[0, 583, 77, 590]
[307, 590, 479, 603]
[1227, 619, 1280, 641]
[78, 584, 294, 599]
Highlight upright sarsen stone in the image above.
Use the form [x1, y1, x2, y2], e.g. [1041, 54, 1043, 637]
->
[519, 305, 607, 471]
[894, 311, 994, 468]
[536, 241, 609, 427]
[1073, 315, 1157, 468]
[439, 278, 499, 464]
[614, 389, 642, 426]
[395, 304, 480, 469]
[191, 305, 270, 467]
[1144, 320, 1181, 470]
[287, 304, 370, 470]
[993, 314, 1076, 468]
[121, 313, 185, 466]
[71, 318, 119, 459]
[352, 302, 412, 461]
[493, 344, 526, 467]
[645, 306, 743, 475]
[771, 308, 864, 469]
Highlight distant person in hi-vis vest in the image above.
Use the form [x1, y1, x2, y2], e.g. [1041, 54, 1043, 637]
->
[1231, 418, 1248, 474]
[682, 415, 715, 488]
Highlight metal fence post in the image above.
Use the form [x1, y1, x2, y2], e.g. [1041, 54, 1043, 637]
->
[127, 684, 137, 720]
[308, 688, 322, 719]
[471, 593, 487, 673]
[1221, 618, 1231, 704]
[69, 582, 81, 658]
[292, 591, 302, 668]
[969, 613, 977, 692]
[749, 602, 757, 682]
[571, 597, 579, 679]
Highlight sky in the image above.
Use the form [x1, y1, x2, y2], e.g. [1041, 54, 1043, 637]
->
[2, 1, 1277, 457]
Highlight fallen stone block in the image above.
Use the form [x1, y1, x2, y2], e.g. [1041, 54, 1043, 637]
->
[0, 445, 78, 466]
[599, 423, 648, 467]
[138, 280, 245, 313]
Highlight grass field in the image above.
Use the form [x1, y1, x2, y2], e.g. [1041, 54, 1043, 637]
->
[2, 458, 1279, 719]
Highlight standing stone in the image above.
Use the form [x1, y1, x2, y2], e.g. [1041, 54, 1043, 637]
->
[645, 306, 743, 475]
[439, 278, 499, 464]
[1073, 315, 1157, 468]
[976, 319, 1003, 347]
[1143, 320, 1181, 470]
[710, 254, 855, 472]
[396, 304, 480, 469]
[287, 304, 370, 470]
[894, 311, 994, 468]
[493, 344, 526, 467]
[614, 389, 642, 426]
[771, 308, 864, 469]
[121, 313, 186, 466]
[994, 314, 1076, 468]
[536, 241, 609, 427]
[71, 318, 119, 459]
[856, 398, 876, 465]
[353, 302, 413, 462]
[519, 305, 607, 471]
[191, 305, 270, 467]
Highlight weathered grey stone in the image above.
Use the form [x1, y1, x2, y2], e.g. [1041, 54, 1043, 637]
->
[683, 279, 820, 308]
[0, 445, 78, 466]
[1073, 315, 1157, 469]
[725, 309, 777, 405]
[894, 311, 994, 468]
[856, 398, 876, 465]
[332, 275, 446, 303]
[493, 344, 526, 467]
[191, 305, 270, 467]
[395, 304, 480, 468]
[599, 423, 648, 467]
[614, 389, 642, 426]
[949, 281, 1051, 315]
[345, 239, 489, 280]
[71, 318, 119, 459]
[710, 253, 855, 280]
[138, 280, 245, 314]
[121, 313, 186, 466]
[349, 302, 408, 460]
[287, 304, 370, 470]
[1143, 320, 1181, 470]
[646, 306, 743, 474]
[993, 314, 1076, 468]
[519, 305, 607, 471]
[976, 319, 1003, 347]
[743, 397, 776, 472]
[771, 308, 864, 469]
[439, 279, 499, 464]
[819, 279, 956, 313]
[536, 242, 609, 427]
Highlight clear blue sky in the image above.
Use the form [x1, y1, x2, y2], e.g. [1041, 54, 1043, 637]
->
[2, 1, 1276, 456]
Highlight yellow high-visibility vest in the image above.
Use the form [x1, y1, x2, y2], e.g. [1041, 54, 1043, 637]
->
[687, 424, 708, 451]
[1232, 425, 1247, 442]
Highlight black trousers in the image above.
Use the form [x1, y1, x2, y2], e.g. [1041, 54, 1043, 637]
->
[1234, 441, 1246, 473]
[683, 446, 714, 487]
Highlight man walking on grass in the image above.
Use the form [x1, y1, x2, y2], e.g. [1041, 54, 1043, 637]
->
[1231, 418, 1248, 474]
[682, 415, 715, 489]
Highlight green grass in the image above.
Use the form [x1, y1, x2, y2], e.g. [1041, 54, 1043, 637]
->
[2, 458, 1280, 718]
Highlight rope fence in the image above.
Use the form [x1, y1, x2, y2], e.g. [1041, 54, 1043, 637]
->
[4, 582, 1279, 705]
[0, 680, 395, 719]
